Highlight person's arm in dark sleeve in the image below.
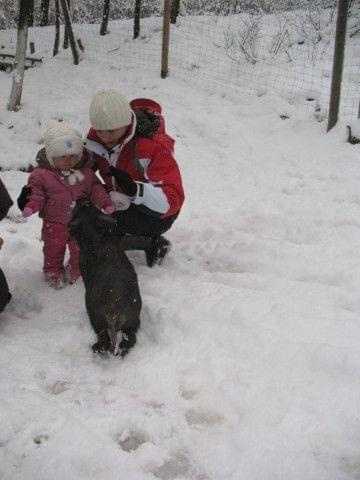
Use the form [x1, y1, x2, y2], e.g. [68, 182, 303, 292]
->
[0, 178, 13, 221]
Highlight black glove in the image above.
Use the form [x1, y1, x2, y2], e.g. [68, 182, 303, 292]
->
[17, 185, 31, 211]
[107, 167, 137, 197]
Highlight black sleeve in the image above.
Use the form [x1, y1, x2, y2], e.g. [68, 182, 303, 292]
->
[0, 178, 13, 221]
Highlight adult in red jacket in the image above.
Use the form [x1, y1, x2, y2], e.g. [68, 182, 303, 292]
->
[83, 90, 185, 267]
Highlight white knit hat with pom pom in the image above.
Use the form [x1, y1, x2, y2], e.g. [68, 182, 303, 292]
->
[43, 122, 83, 166]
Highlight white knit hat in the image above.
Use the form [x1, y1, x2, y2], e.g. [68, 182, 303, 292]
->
[89, 90, 132, 130]
[43, 122, 83, 166]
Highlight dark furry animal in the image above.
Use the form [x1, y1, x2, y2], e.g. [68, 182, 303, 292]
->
[68, 198, 142, 356]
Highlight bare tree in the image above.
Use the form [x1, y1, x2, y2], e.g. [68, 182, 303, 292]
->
[8, 0, 30, 111]
[63, 0, 71, 48]
[28, 0, 34, 27]
[134, 0, 141, 39]
[100, 0, 110, 35]
[60, 0, 81, 64]
[40, 0, 51, 26]
[171, 0, 180, 24]
[53, 0, 60, 56]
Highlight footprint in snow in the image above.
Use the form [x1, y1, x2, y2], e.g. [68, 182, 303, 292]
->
[150, 451, 191, 480]
[47, 380, 71, 395]
[116, 429, 150, 452]
[33, 433, 49, 445]
[185, 408, 223, 427]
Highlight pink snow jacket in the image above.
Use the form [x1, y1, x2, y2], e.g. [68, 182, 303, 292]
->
[25, 148, 114, 225]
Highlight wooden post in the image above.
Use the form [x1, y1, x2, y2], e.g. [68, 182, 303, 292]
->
[60, 0, 80, 64]
[100, 0, 111, 36]
[134, 0, 141, 39]
[53, 0, 60, 57]
[327, 0, 349, 132]
[7, 0, 30, 111]
[161, 0, 171, 78]
[170, 0, 180, 24]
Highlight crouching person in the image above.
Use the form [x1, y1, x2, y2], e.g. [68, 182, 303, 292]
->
[84, 90, 185, 267]
[22, 123, 115, 288]
[0, 178, 13, 312]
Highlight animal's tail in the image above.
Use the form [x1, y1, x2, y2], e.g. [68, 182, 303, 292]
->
[108, 314, 121, 355]
[108, 314, 129, 355]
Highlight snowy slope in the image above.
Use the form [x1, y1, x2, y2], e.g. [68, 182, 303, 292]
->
[0, 57, 360, 480]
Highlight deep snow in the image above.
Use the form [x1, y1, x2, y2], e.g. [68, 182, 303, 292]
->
[0, 55, 360, 480]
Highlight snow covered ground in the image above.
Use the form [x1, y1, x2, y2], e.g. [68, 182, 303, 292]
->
[0, 57, 360, 479]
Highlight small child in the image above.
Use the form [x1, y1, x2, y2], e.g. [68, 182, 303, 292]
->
[23, 122, 115, 288]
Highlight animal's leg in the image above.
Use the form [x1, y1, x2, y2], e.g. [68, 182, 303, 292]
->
[119, 327, 138, 357]
[92, 329, 111, 354]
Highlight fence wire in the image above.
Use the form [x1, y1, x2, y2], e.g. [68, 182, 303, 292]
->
[0, 1, 359, 122]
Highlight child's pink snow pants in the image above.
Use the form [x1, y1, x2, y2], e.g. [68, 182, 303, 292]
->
[42, 222, 80, 282]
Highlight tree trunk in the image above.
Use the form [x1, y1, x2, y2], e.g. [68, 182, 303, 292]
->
[53, 0, 60, 56]
[28, 0, 34, 27]
[134, 0, 141, 39]
[63, 0, 71, 48]
[40, 0, 51, 27]
[100, 0, 111, 36]
[8, 0, 30, 111]
[170, 0, 180, 24]
[60, 0, 80, 64]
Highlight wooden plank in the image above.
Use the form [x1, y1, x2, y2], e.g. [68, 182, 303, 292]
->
[0, 56, 42, 71]
[0, 51, 42, 63]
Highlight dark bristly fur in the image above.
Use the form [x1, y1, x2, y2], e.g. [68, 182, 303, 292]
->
[68, 198, 142, 356]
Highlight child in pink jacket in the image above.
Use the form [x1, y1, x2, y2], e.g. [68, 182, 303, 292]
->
[23, 122, 115, 288]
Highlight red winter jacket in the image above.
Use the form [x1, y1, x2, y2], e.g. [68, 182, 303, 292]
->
[83, 112, 184, 219]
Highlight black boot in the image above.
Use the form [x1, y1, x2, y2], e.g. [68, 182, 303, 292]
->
[145, 236, 172, 267]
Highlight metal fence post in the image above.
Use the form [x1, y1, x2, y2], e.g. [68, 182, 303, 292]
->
[327, 0, 349, 132]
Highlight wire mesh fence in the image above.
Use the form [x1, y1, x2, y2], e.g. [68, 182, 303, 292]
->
[0, 0, 359, 122]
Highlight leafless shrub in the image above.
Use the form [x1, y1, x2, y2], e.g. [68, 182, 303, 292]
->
[223, 14, 263, 64]
[268, 15, 293, 61]
[290, 1, 336, 62]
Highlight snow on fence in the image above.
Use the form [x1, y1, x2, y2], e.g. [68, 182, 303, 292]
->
[0, 1, 359, 121]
